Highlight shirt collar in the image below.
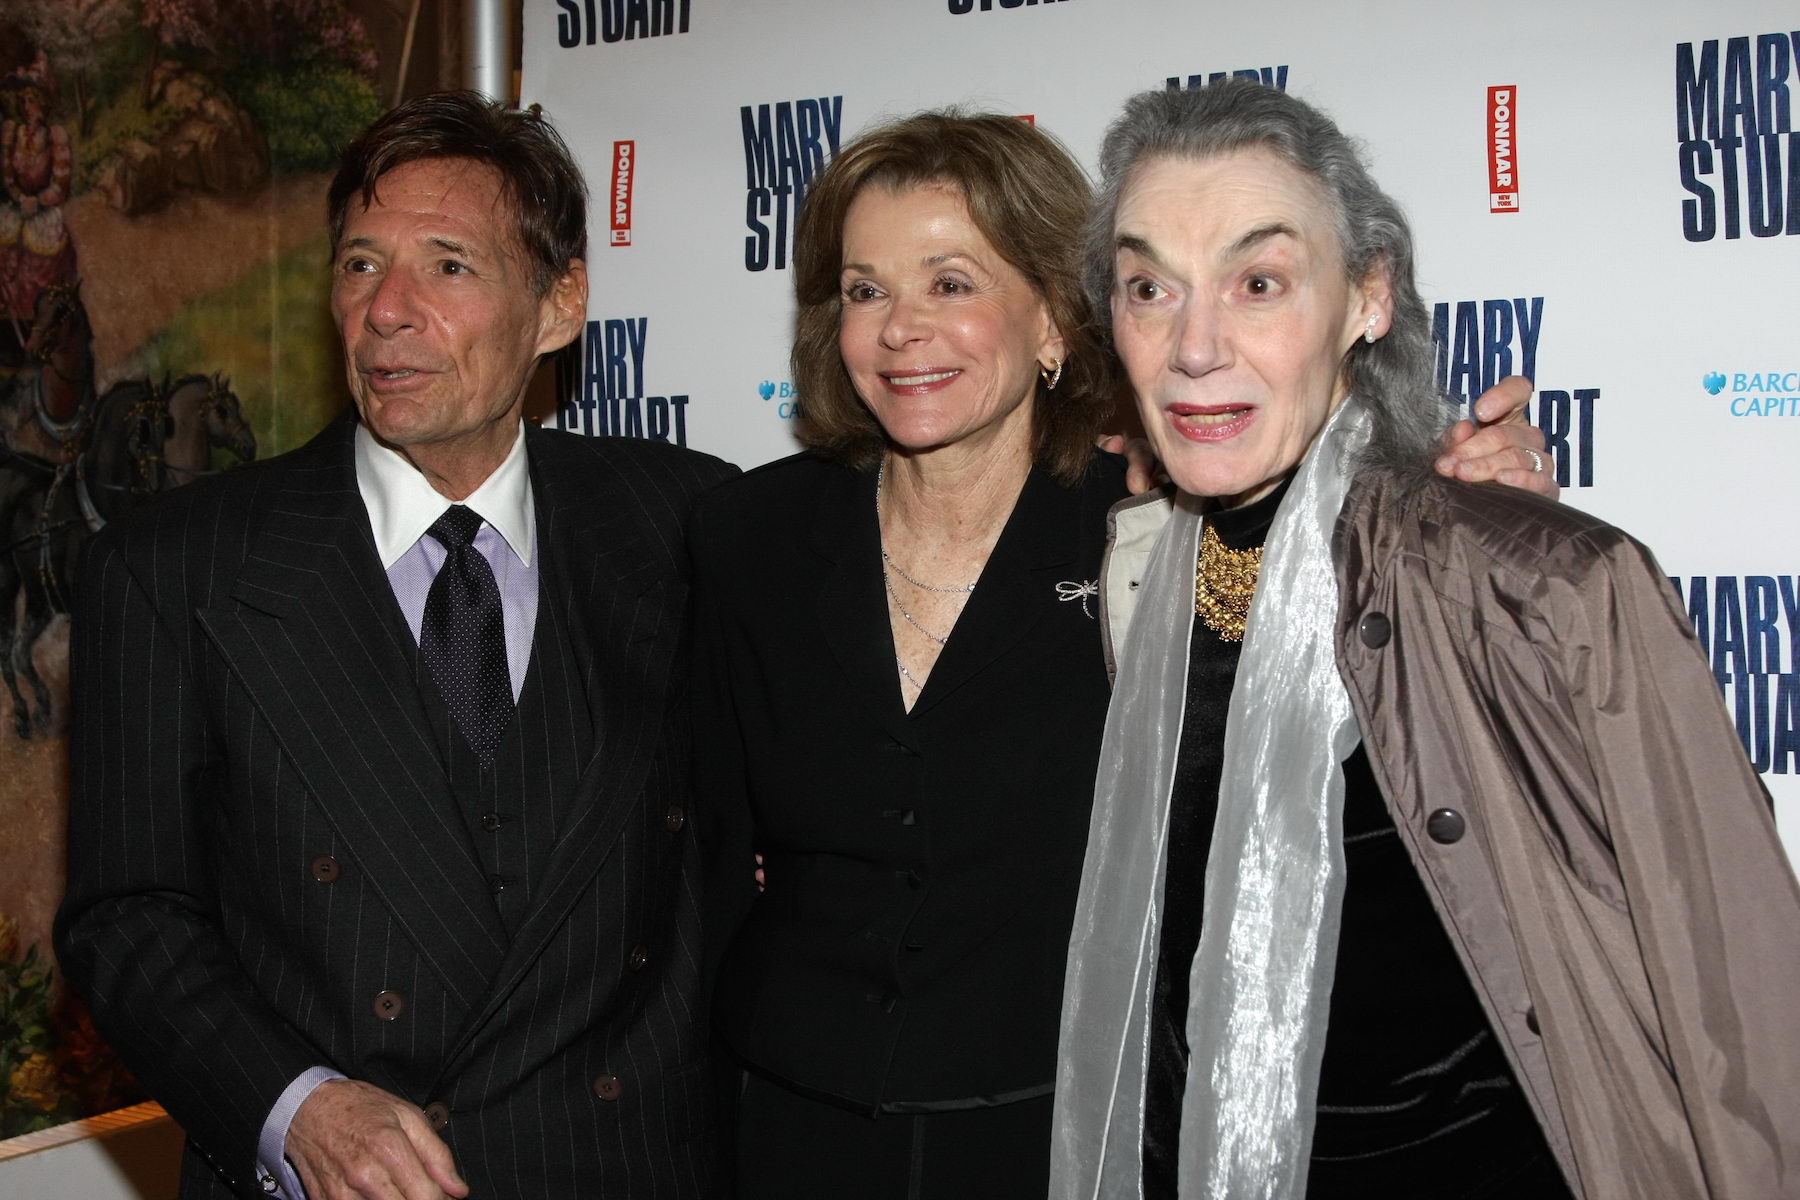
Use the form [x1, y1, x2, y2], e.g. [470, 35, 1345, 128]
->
[354, 420, 536, 569]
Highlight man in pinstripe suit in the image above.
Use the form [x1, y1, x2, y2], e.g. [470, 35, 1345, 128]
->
[56, 93, 733, 1199]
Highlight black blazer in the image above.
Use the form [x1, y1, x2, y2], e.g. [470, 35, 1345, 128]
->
[56, 412, 735, 1199]
[693, 451, 1126, 1112]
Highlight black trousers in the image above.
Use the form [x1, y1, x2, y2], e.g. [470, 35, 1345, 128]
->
[734, 1073, 1052, 1200]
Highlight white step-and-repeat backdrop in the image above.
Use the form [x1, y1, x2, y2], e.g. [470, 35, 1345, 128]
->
[523, 0, 1800, 855]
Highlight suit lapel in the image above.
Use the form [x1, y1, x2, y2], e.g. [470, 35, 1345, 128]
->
[809, 465, 918, 749]
[907, 466, 1083, 720]
[195, 416, 508, 1009]
[439, 428, 682, 1067]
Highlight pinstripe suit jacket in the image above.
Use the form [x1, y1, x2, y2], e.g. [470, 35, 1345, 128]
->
[56, 411, 735, 1199]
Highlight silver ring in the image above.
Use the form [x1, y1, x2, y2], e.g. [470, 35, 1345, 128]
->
[1523, 447, 1544, 474]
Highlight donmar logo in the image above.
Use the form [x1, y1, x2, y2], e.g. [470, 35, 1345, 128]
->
[1488, 86, 1520, 213]
[610, 141, 634, 246]
[1708, 370, 1800, 416]
[742, 96, 843, 272]
[552, 317, 691, 443]
[556, 0, 691, 47]
[1669, 574, 1800, 774]
[948, 0, 1070, 12]
[758, 379, 799, 419]
[1675, 32, 1799, 240]
[1431, 295, 1600, 487]
[1166, 67, 1288, 92]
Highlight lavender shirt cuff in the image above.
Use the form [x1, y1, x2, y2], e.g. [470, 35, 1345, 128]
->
[255, 1066, 345, 1197]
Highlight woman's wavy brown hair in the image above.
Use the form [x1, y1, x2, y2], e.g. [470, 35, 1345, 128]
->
[791, 110, 1115, 484]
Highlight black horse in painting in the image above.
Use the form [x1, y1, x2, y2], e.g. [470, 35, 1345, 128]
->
[0, 374, 255, 738]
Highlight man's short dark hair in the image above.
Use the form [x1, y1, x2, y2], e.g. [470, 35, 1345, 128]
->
[328, 90, 588, 294]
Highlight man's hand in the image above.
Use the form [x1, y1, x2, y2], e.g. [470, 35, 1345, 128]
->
[1097, 434, 1166, 496]
[286, 1078, 469, 1200]
[1434, 375, 1559, 498]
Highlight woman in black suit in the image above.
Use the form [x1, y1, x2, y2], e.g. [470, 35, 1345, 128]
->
[692, 110, 1549, 1198]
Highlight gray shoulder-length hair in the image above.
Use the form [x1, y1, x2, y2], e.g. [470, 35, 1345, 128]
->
[1085, 81, 1448, 474]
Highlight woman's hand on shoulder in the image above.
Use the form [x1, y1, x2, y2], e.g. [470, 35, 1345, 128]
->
[1434, 376, 1560, 499]
[1097, 434, 1168, 496]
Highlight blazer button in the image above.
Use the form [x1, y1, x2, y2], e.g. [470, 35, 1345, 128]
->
[373, 990, 406, 1021]
[1426, 808, 1467, 844]
[628, 944, 650, 972]
[422, 1102, 450, 1131]
[487, 874, 510, 895]
[593, 1074, 624, 1101]
[310, 855, 340, 883]
[664, 805, 685, 833]
[480, 812, 503, 832]
[1359, 611, 1393, 648]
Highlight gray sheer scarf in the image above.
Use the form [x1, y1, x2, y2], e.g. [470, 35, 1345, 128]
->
[1052, 401, 1371, 1199]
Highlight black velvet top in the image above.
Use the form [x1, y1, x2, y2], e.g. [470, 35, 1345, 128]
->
[1141, 482, 1571, 1200]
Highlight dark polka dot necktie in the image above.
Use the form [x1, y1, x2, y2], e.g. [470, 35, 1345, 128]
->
[421, 504, 514, 764]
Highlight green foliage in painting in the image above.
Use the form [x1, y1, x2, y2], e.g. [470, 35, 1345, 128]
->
[235, 59, 383, 175]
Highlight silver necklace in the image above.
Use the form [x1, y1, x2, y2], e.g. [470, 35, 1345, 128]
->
[883, 565, 951, 646]
[894, 655, 927, 692]
[875, 460, 979, 594]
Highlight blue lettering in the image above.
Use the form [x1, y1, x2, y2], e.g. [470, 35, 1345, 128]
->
[1775, 673, 1799, 774]
[1481, 300, 1513, 394]
[1513, 297, 1543, 384]
[557, 0, 583, 47]
[1680, 139, 1717, 241]
[1724, 36, 1758, 139]
[1677, 40, 1719, 141]
[1757, 33, 1792, 134]
[1747, 576, 1783, 673]
[1715, 576, 1752, 749]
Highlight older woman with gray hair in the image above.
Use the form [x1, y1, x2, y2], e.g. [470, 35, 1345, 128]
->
[1053, 81, 1800, 1200]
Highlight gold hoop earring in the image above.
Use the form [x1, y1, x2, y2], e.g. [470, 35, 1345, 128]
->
[1039, 357, 1064, 391]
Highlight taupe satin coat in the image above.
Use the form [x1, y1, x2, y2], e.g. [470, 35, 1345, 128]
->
[1100, 471, 1800, 1200]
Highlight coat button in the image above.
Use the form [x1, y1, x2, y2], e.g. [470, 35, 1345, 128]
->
[664, 805, 685, 833]
[422, 1102, 450, 1130]
[373, 990, 405, 1021]
[487, 874, 509, 895]
[480, 812, 503, 832]
[1426, 808, 1467, 844]
[628, 944, 650, 972]
[310, 855, 340, 883]
[1359, 611, 1392, 648]
[593, 1074, 623, 1101]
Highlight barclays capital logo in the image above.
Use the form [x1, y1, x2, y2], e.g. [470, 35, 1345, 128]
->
[1707, 369, 1800, 417]
[758, 379, 800, 419]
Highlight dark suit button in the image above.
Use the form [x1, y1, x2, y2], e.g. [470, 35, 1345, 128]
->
[487, 874, 510, 894]
[422, 1102, 450, 1130]
[373, 990, 405, 1021]
[628, 944, 650, 972]
[665, 805, 686, 833]
[1526, 1007, 1541, 1036]
[480, 813, 503, 832]
[1359, 611, 1392, 648]
[310, 855, 340, 883]
[1426, 808, 1467, 844]
[593, 1074, 624, 1101]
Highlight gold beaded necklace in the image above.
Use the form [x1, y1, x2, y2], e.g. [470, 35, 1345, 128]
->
[1193, 523, 1263, 642]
